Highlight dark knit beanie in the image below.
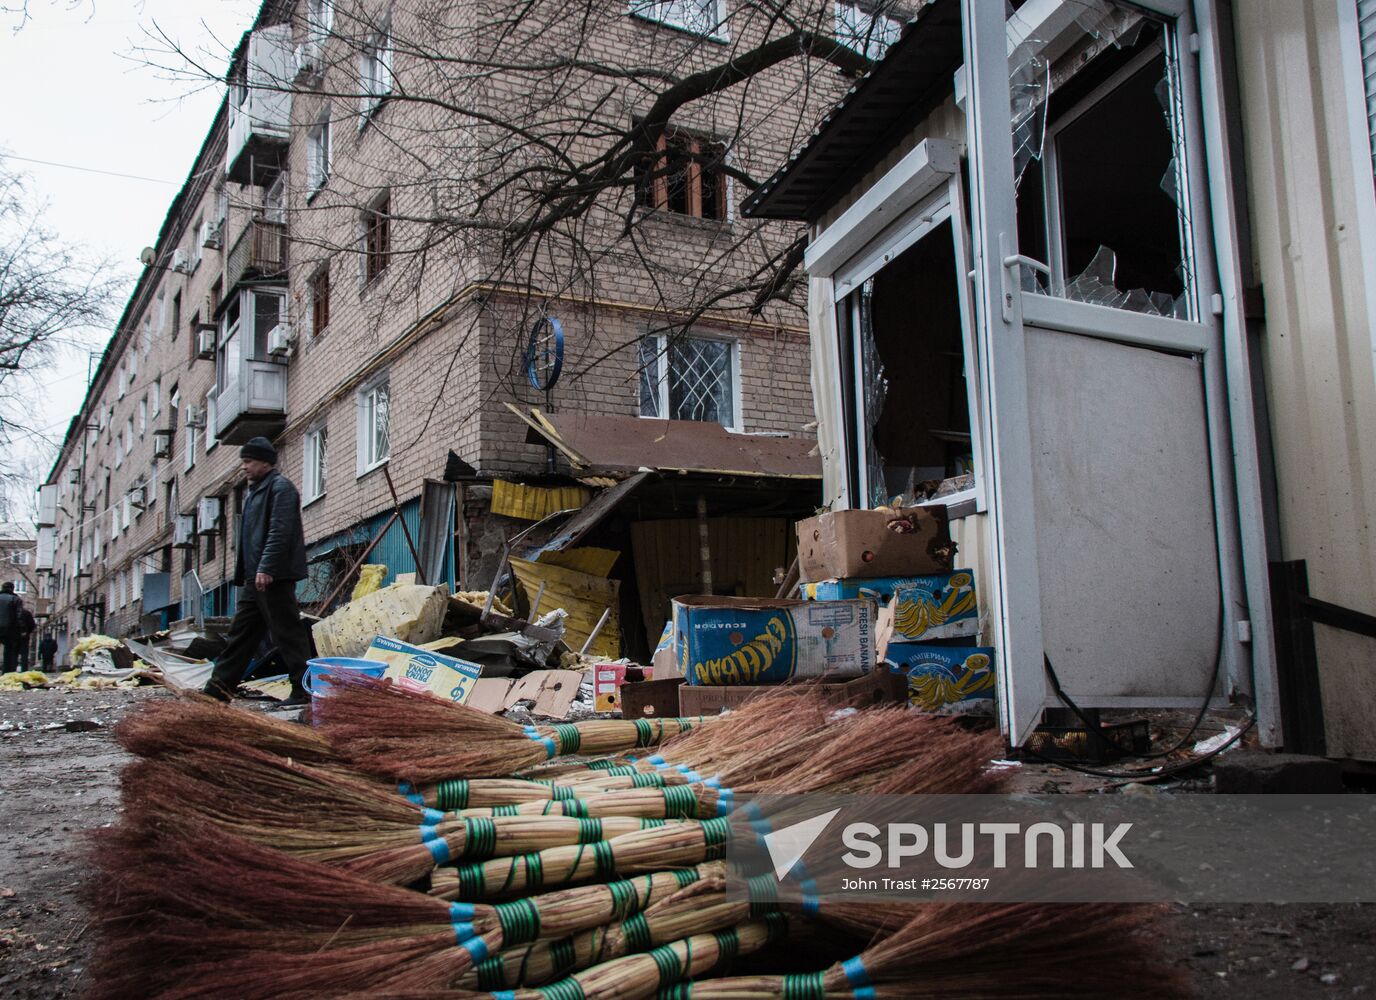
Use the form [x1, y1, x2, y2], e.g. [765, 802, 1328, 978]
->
[240, 436, 277, 464]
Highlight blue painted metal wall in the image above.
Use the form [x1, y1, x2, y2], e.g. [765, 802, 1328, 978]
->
[300, 498, 454, 612]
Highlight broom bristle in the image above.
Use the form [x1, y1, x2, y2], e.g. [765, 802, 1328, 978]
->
[115, 695, 341, 764]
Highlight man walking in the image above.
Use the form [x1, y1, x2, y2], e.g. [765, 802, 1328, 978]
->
[0, 582, 21, 673]
[38, 632, 57, 671]
[203, 437, 311, 705]
[15, 605, 35, 671]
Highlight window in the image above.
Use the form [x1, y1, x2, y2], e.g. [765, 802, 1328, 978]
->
[192, 216, 204, 269]
[9, 550, 29, 566]
[13, 578, 26, 595]
[638, 333, 737, 428]
[171, 292, 181, 342]
[151, 379, 161, 417]
[357, 378, 391, 474]
[205, 391, 218, 452]
[308, 0, 334, 41]
[155, 290, 166, 339]
[303, 425, 327, 503]
[635, 130, 728, 221]
[308, 108, 332, 193]
[310, 266, 331, 336]
[631, 1, 725, 39]
[184, 417, 198, 472]
[359, 18, 393, 117]
[834, 3, 903, 61]
[362, 193, 391, 284]
[124, 418, 133, 455]
[138, 397, 148, 436]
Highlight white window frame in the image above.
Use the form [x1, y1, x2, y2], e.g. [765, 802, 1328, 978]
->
[184, 420, 198, 472]
[303, 424, 328, 504]
[308, 106, 332, 195]
[151, 379, 161, 417]
[629, 0, 728, 41]
[205, 390, 219, 452]
[138, 396, 148, 437]
[356, 376, 391, 476]
[834, 2, 904, 60]
[308, 0, 335, 44]
[359, 15, 394, 121]
[638, 332, 742, 432]
[14, 577, 27, 596]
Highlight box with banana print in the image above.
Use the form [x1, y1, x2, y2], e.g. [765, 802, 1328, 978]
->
[803, 570, 979, 641]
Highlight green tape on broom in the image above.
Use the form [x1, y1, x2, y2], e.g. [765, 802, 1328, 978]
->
[621, 911, 653, 952]
[577, 818, 603, 843]
[712, 928, 740, 970]
[553, 724, 582, 754]
[782, 972, 825, 1000]
[539, 978, 587, 1000]
[549, 936, 578, 977]
[436, 778, 469, 811]
[649, 940, 689, 986]
[494, 897, 542, 945]
[462, 818, 497, 860]
[661, 783, 699, 818]
[475, 955, 507, 991]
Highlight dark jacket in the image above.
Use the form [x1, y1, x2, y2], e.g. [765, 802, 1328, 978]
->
[234, 469, 308, 586]
[18, 609, 35, 635]
[0, 592, 20, 635]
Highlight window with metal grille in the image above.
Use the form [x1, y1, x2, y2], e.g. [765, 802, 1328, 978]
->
[630, 1, 724, 39]
[638, 333, 737, 428]
[635, 130, 728, 221]
[357, 378, 390, 474]
[363, 193, 391, 284]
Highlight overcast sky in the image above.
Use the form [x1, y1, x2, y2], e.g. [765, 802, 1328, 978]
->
[1, 0, 259, 493]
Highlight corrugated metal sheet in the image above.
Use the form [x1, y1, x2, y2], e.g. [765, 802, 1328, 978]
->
[491, 479, 591, 520]
[302, 498, 455, 611]
[537, 546, 621, 578]
[629, 518, 794, 639]
[509, 556, 620, 657]
[1361, 0, 1376, 178]
[1234, 0, 1376, 759]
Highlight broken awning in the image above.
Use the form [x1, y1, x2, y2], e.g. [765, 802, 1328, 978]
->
[505, 404, 821, 480]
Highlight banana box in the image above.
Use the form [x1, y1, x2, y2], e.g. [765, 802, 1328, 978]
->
[803, 571, 979, 642]
[673, 596, 875, 685]
[883, 644, 995, 715]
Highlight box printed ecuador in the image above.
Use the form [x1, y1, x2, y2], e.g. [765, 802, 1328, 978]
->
[672, 596, 875, 685]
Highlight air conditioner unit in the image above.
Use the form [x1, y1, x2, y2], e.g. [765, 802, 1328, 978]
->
[152, 428, 172, 459]
[172, 248, 192, 273]
[184, 405, 206, 429]
[195, 325, 216, 360]
[172, 515, 197, 548]
[267, 323, 295, 356]
[200, 218, 224, 250]
[127, 485, 147, 510]
[197, 496, 222, 534]
[293, 41, 321, 81]
[67, 469, 81, 486]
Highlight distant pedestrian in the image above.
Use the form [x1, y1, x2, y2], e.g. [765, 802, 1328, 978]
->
[15, 606, 35, 671]
[203, 437, 311, 705]
[38, 633, 57, 671]
[0, 582, 22, 673]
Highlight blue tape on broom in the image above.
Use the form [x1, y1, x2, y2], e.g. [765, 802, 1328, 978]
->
[842, 957, 871, 987]
[449, 902, 475, 921]
[422, 808, 445, 824]
[522, 726, 557, 758]
[425, 835, 451, 865]
[461, 936, 490, 963]
[715, 788, 735, 816]
[398, 781, 425, 806]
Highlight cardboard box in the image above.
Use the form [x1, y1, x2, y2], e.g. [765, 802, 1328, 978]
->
[650, 621, 681, 680]
[677, 669, 906, 716]
[465, 669, 586, 718]
[362, 635, 482, 705]
[883, 644, 995, 715]
[673, 595, 875, 685]
[796, 507, 953, 582]
[593, 661, 652, 713]
[851, 571, 980, 643]
[621, 677, 685, 719]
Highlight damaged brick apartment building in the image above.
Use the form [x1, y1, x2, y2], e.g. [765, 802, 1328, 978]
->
[34, 1, 909, 662]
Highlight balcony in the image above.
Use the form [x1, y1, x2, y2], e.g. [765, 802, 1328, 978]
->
[225, 24, 294, 185]
[214, 361, 287, 445]
[226, 218, 288, 292]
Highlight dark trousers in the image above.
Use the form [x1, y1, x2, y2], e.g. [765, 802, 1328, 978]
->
[0, 632, 17, 673]
[207, 582, 311, 695]
[16, 637, 30, 671]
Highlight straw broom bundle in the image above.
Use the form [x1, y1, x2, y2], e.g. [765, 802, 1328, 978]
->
[451, 873, 794, 990]
[650, 901, 1188, 999]
[436, 708, 1006, 900]
[88, 820, 732, 999]
[119, 747, 698, 886]
[115, 695, 342, 767]
[314, 673, 710, 780]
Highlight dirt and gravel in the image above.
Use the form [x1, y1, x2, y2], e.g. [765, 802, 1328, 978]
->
[0, 686, 1372, 998]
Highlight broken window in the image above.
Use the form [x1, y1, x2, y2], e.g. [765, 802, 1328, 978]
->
[839, 218, 977, 508]
[1009, 2, 1192, 318]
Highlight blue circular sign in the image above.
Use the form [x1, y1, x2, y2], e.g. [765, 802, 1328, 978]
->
[525, 316, 565, 392]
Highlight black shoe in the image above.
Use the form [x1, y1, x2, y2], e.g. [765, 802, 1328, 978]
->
[201, 682, 234, 703]
[279, 687, 310, 707]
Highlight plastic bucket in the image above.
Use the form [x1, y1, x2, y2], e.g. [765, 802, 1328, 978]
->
[305, 657, 387, 700]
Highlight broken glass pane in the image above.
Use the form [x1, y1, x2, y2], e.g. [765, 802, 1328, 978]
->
[858, 278, 891, 508]
[1009, 45, 1049, 187]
